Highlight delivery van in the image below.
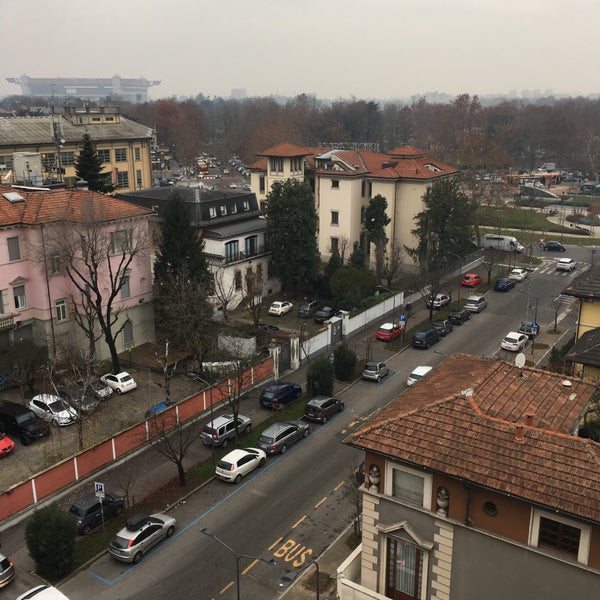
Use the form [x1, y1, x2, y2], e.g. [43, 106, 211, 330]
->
[481, 234, 524, 253]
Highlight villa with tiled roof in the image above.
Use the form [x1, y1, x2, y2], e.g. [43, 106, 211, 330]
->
[0, 185, 154, 364]
[248, 142, 459, 267]
[337, 353, 600, 599]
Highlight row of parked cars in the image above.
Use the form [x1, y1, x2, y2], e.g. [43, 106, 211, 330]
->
[268, 298, 343, 323]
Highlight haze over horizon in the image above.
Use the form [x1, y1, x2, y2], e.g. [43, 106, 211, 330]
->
[3, 0, 599, 103]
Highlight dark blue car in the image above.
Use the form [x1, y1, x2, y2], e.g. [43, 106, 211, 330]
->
[494, 277, 516, 292]
[259, 381, 302, 409]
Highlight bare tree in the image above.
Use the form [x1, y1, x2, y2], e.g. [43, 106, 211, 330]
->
[244, 268, 265, 327]
[380, 241, 403, 290]
[480, 247, 505, 284]
[342, 463, 363, 543]
[211, 266, 237, 321]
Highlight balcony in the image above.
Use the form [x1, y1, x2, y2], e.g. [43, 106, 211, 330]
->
[222, 245, 268, 265]
[0, 314, 14, 331]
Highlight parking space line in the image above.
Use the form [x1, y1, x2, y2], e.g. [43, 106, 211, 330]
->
[242, 559, 260, 575]
[269, 536, 283, 550]
[314, 496, 327, 508]
[292, 515, 307, 528]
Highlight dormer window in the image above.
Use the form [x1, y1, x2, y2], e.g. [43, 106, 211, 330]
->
[332, 180, 340, 189]
[243, 200, 249, 211]
[219, 205, 227, 216]
[209, 206, 217, 218]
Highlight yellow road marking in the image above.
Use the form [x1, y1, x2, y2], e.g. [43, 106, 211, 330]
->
[292, 515, 307, 528]
[334, 480, 345, 491]
[242, 559, 259, 575]
[314, 496, 327, 508]
[220, 581, 234, 594]
[269, 536, 283, 550]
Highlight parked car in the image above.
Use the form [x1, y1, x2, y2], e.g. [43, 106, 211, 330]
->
[508, 268, 528, 282]
[461, 273, 482, 288]
[297, 299, 322, 318]
[542, 240, 566, 252]
[432, 319, 453, 337]
[16, 586, 70, 600]
[258, 321, 279, 331]
[494, 278, 516, 292]
[0, 401, 51, 445]
[463, 295, 487, 313]
[518, 321, 540, 340]
[201, 413, 252, 448]
[29, 394, 78, 427]
[314, 306, 337, 323]
[375, 322, 402, 342]
[68, 492, 124, 535]
[109, 513, 176, 563]
[268, 300, 293, 316]
[304, 395, 344, 423]
[0, 432, 15, 457]
[411, 329, 440, 349]
[215, 447, 266, 483]
[144, 401, 175, 419]
[556, 258, 576, 272]
[84, 379, 114, 400]
[256, 421, 309, 454]
[448, 308, 471, 325]
[501, 331, 528, 352]
[362, 361, 390, 382]
[407, 366, 433, 386]
[0, 552, 15, 588]
[259, 381, 302, 409]
[425, 292, 451, 310]
[100, 371, 137, 394]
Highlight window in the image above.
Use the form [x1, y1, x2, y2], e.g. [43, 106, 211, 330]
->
[270, 157, 284, 173]
[209, 206, 217, 218]
[225, 241, 239, 263]
[361, 206, 366, 224]
[123, 320, 134, 347]
[61, 151, 75, 166]
[97, 149, 110, 163]
[110, 229, 132, 254]
[331, 211, 339, 225]
[55, 298, 68, 323]
[0, 156, 13, 170]
[291, 157, 302, 171]
[115, 148, 127, 162]
[116, 171, 129, 188]
[530, 509, 590, 564]
[361, 180, 366, 197]
[50, 255, 62, 274]
[386, 463, 432, 509]
[367, 181, 372, 197]
[136, 169, 142, 189]
[245, 236, 257, 257]
[41, 153, 55, 170]
[242, 200, 249, 211]
[7, 237, 21, 261]
[331, 180, 340, 189]
[256, 263, 263, 280]
[234, 270, 242, 290]
[134, 147, 141, 161]
[331, 237, 339, 253]
[13, 285, 26, 310]
[219, 204, 227, 216]
[0, 289, 7, 314]
[386, 538, 423, 600]
[259, 176, 265, 193]
[120, 275, 131, 299]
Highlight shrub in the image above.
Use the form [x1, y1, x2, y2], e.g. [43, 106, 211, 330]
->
[25, 504, 77, 580]
[306, 358, 334, 396]
[333, 343, 357, 381]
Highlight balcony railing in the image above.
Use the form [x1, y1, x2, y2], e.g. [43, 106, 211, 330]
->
[0, 314, 14, 331]
[222, 245, 268, 265]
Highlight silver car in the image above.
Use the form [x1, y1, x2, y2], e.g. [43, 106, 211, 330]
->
[463, 295, 487, 313]
[256, 421, 309, 455]
[109, 513, 176, 564]
[362, 361, 390, 382]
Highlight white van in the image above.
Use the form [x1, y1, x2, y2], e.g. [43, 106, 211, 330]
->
[17, 585, 71, 600]
[481, 234, 524, 253]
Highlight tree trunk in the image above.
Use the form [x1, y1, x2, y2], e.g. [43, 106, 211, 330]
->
[176, 460, 187, 486]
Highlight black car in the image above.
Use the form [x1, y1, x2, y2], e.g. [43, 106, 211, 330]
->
[542, 241, 566, 252]
[297, 300, 322, 318]
[304, 395, 344, 423]
[68, 492, 124, 534]
[432, 319, 453, 337]
[448, 308, 471, 325]
[314, 306, 337, 323]
[411, 329, 440, 349]
[0, 401, 51, 446]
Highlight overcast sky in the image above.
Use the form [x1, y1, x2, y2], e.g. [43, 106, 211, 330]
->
[3, 0, 599, 102]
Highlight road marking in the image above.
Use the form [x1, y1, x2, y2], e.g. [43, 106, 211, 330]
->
[314, 496, 327, 508]
[220, 581, 234, 594]
[292, 515, 307, 528]
[269, 536, 283, 550]
[334, 480, 345, 492]
[242, 559, 260, 575]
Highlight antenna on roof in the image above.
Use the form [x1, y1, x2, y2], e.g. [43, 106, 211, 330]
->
[515, 353, 526, 378]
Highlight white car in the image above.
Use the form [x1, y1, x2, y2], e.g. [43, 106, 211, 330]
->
[29, 394, 77, 426]
[407, 366, 433, 386]
[556, 258, 576, 272]
[508, 268, 528, 282]
[501, 332, 528, 352]
[215, 447, 266, 483]
[100, 371, 137, 394]
[16, 586, 71, 600]
[268, 301, 293, 316]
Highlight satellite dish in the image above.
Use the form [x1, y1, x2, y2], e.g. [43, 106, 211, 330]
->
[515, 353, 526, 369]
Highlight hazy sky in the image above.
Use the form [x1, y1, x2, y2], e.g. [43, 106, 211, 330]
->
[3, 0, 599, 101]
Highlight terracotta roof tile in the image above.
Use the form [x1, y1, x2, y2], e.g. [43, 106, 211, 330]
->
[345, 354, 600, 523]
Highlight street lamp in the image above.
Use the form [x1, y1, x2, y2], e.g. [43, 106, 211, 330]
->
[279, 559, 321, 599]
[200, 528, 276, 600]
[188, 373, 216, 464]
[376, 284, 396, 320]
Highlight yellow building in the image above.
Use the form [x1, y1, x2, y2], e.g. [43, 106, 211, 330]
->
[0, 106, 154, 192]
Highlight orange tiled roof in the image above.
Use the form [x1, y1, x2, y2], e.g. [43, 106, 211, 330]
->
[345, 353, 600, 523]
[0, 186, 153, 227]
[256, 142, 315, 157]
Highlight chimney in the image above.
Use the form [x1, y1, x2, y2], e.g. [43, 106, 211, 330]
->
[515, 424, 525, 444]
[524, 413, 534, 427]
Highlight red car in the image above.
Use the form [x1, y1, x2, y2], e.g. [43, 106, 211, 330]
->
[0, 432, 15, 457]
[461, 273, 482, 288]
[376, 322, 402, 342]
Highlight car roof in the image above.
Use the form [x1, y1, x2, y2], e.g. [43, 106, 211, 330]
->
[308, 395, 334, 406]
[262, 421, 297, 435]
[465, 295, 483, 300]
[505, 331, 522, 337]
[558, 257, 574, 262]
[378, 322, 394, 329]
[410, 366, 433, 376]
[221, 448, 254, 462]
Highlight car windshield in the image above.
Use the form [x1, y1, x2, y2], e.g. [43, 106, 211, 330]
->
[259, 435, 275, 444]
[217, 459, 233, 470]
[47, 400, 63, 413]
[262, 390, 275, 399]
[120, 375, 133, 383]
[504, 336, 518, 343]
[364, 364, 377, 372]
[15, 412, 35, 424]
[111, 535, 131, 549]
[69, 504, 85, 517]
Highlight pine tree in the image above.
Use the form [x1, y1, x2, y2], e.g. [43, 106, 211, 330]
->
[74, 133, 113, 192]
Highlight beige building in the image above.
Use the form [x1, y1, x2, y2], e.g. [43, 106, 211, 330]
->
[249, 142, 459, 267]
[0, 106, 154, 193]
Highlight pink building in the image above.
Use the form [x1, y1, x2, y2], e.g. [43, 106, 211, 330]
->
[0, 185, 155, 366]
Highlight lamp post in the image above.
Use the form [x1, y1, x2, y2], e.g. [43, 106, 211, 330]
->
[188, 373, 216, 464]
[376, 284, 396, 320]
[200, 528, 275, 600]
[279, 559, 321, 599]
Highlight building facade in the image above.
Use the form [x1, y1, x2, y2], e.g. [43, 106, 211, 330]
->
[0, 185, 155, 368]
[0, 106, 155, 193]
[249, 142, 459, 267]
[339, 354, 600, 599]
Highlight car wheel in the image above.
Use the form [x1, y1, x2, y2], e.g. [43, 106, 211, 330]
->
[280, 444, 288, 454]
[295, 389, 301, 399]
[244, 424, 251, 435]
[340, 403, 345, 412]
[259, 457, 266, 467]
[133, 552, 143, 564]
[52, 418, 59, 426]
[303, 428, 309, 438]
[21, 436, 30, 446]
[322, 415, 327, 424]
[166, 525, 175, 538]
[234, 474, 242, 484]
[116, 389, 122, 395]
[222, 438, 229, 449]
[82, 524, 91, 535]
[115, 506, 123, 516]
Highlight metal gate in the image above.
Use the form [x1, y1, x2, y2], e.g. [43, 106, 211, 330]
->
[279, 342, 291, 372]
[330, 318, 343, 343]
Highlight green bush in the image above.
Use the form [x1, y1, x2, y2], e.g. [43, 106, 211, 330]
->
[306, 358, 334, 396]
[25, 504, 77, 580]
[333, 343, 357, 381]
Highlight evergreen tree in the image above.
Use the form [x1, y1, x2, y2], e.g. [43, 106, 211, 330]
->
[264, 179, 319, 294]
[325, 248, 343, 279]
[364, 194, 391, 283]
[74, 133, 113, 192]
[348, 244, 367, 269]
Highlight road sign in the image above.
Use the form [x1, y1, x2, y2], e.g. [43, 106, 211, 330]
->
[95, 481, 105, 498]
[399, 314, 407, 322]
